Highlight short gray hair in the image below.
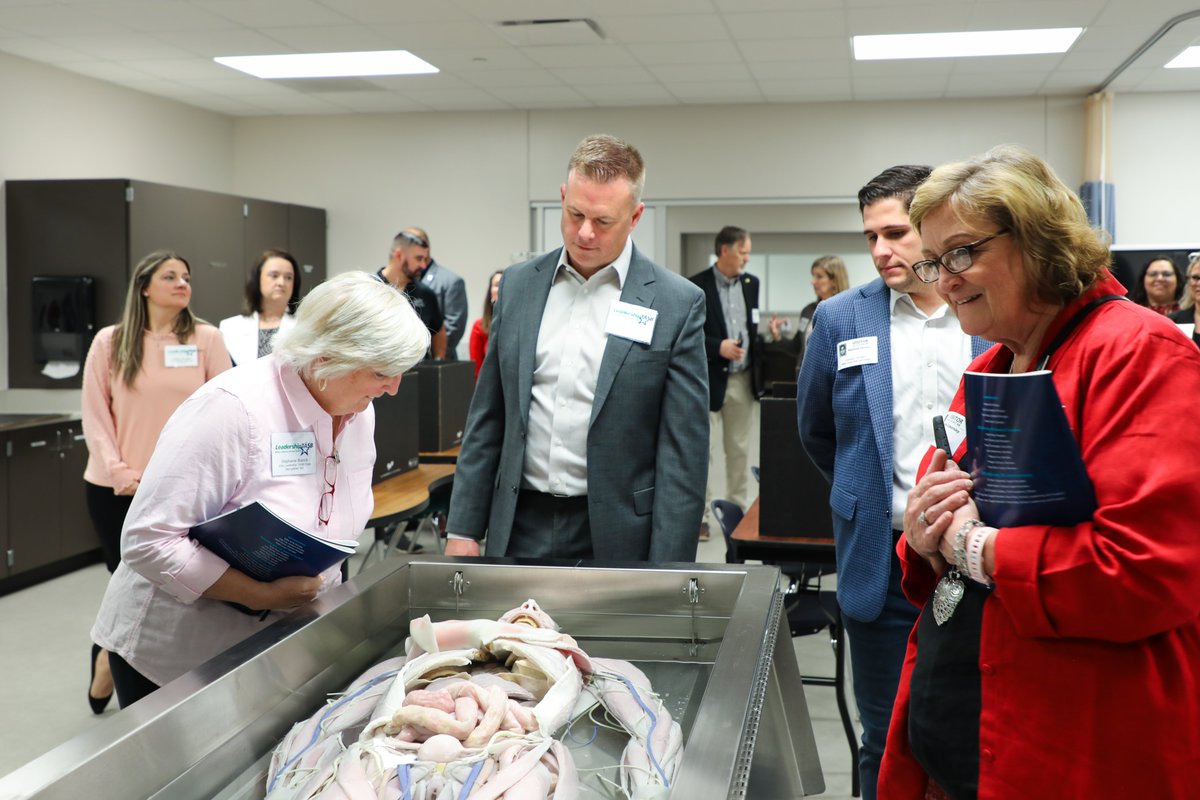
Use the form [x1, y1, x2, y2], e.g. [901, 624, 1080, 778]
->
[274, 271, 429, 382]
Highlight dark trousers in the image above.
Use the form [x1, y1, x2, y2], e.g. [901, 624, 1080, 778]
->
[85, 480, 134, 573]
[506, 491, 593, 559]
[109, 650, 160, 709]
[841, 541, 920, 800]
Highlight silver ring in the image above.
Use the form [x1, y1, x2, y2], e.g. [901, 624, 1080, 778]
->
[918, 510, 928, 526]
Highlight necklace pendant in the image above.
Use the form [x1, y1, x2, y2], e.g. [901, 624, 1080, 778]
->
[932, 570, 966, 626]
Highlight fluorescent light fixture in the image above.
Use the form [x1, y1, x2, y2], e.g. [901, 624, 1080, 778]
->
[1165, 46, 1200, 69]
[214, 50, 437, 79]
[853, 27, 1083, 61]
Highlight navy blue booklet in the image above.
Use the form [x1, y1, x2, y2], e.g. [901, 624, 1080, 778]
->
[963, 370, 1097, 528]
[189, 501, 357, 583]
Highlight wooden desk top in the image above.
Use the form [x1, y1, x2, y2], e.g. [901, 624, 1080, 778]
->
[418, 445, 460, 464]
[732, 498, 836, 562]
[370, 463, 456, 527]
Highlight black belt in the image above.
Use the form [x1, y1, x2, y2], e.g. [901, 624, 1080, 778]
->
[519, 489, 587, 504]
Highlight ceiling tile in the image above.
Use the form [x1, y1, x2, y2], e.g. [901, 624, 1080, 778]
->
[521, 43, 634, 68]
[192, 0, 352, 28]
[724, 10, 848, 40]
[949, 53, 1067, 75]
[626, 39, 742, 64]
[453, 0, 591, 22]
[86, 2, 235, 33]
[587, 0, 718, 15]
[649, 62, 752, 82]
[373, 20, 506, 49]
[845, 4, 974, 36]
[311, 91, 431, 113]
[319, 0, 470, 24]
[757, 77, 854, 101]
[258, 25, 393, 52]
[0, 4, 126, 36]
[57, 60, 158, 83]
[715, 0, 842, 9]
[739, 37, 851, 62]
[123, 58, 239, 81]
[595, 13, 728, 43]
[662, 79, 763, 101]
[0, 36, 93, 62]
[47, 33, 196, 60]
[414, 45, 538, 71]
[549, 65, 657, 85]
[485, 85, 593, 108]
[575, 83, 680, 103]
[156, 28, 294, 57]
[748, 59, 851, 80]
[363, 72, 473, 90]
[458, 67, 563, 88]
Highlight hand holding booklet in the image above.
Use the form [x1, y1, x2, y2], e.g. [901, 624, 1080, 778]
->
[963, 370, 1097, 529]
[188, 501, 357, 584]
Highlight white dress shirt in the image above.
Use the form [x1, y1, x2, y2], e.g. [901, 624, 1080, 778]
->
[889, 289, 974, 529]
[521, 238, 633, 496]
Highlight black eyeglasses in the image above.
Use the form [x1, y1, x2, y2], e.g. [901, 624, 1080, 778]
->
[911, 231, 1008, 284]
[318, 455, 337, 526]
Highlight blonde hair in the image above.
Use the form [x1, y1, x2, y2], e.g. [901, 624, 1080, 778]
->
[909, 145, 1110, 306]
[112, 251, 199, 387]
[567, 134, 646, 204]
[1183, 256, 1200, 311]
[273, 271, 430, 382]
[812, 255, 850, 295]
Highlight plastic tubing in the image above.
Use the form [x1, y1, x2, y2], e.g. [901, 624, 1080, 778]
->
[265, 668, 404, 795]
[458, 758, 486, 799]
[603, 671, 670, 788]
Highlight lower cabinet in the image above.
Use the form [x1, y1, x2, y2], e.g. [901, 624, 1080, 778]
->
[2, 421, 99, 580]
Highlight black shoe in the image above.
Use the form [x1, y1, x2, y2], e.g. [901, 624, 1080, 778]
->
[89, 643, 113, 714]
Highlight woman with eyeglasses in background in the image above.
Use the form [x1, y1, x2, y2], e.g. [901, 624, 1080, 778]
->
[879, 146, 1200, 799]
[81, 250, 232, 714]
[90, 272, 429, 708]
[1130, 254, 1184, 314]
[1168, 255, 1200, 347]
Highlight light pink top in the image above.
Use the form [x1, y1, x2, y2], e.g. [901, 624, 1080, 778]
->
[91, 355, 376, 686]
[82, 324, 232, 492]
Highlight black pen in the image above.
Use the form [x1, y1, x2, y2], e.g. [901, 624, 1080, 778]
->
[933, 415, 951, 455]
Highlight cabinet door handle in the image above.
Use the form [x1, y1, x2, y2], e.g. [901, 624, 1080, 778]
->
[74, 434, 86, 442]
[29, 440, 48, 448]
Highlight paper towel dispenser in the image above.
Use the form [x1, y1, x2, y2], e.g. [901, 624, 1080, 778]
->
[32, 276, 95, 368]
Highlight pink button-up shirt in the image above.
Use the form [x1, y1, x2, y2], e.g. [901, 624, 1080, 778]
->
[91, 355, 375, 686]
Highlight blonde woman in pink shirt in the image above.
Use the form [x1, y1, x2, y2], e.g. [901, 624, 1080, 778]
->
[82, 250, 232, 714]
[91, 271, 429, 708]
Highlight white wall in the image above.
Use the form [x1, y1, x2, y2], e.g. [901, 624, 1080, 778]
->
[0, 53, 235, 410]
[5, 51, 1200, 413]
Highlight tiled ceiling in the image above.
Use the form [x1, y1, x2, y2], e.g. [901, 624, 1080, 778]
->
[1, 0, 1198, 117]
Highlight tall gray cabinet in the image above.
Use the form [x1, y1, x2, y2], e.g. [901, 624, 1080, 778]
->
[5, 179, 327, 389]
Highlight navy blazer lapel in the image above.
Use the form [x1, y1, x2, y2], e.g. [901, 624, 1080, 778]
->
[591, 248, 656, 427]
[856, 281, 894, 486]
[518, 251, 559, 425]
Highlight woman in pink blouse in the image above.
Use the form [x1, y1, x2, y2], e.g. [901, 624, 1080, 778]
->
[91, 271, 429, 708]
[82, 250, 232, 713]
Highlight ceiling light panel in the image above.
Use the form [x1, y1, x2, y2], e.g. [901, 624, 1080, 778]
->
[214, 50, 438, 79]
[853, 27, 1084, 61]
[1165, 46, 1200, 69]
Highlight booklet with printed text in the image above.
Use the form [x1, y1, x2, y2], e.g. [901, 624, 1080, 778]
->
[963, 370, 1097, 528]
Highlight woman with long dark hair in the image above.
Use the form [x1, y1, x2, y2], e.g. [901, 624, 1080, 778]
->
[81, 250, 231, 713]
[218, 248, 302, 366]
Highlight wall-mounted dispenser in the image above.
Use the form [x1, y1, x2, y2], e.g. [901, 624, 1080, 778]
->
[32, 276, 95, 379]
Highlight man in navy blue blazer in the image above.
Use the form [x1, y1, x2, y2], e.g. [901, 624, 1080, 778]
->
[797, 165, 988, 799]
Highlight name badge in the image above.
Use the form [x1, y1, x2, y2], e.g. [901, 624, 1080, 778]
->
[271, 432, 317, 477]
[163, 344, 198, 368]
[605, 301, 657, 345]
[942, 411, 968, 456]
[836, 336, 879, 370]
[751, 308, 761, 325]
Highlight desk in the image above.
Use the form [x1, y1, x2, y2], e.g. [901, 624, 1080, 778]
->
[370, 463, 456, 529]
[732, 498, 836, 565]
[418, 445, 460, 464]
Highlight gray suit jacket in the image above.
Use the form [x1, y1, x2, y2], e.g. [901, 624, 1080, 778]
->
[421, 260, 468, 359]
[446, 245, 709, 563]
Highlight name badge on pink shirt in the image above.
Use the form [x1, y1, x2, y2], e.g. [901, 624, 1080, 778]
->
[163, 344, 198, 368]
[271, 432, 317, 476]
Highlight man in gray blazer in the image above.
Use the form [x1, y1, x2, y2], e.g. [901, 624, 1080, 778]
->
[406, 226, 469, 360]
[444, 134, 708, 563]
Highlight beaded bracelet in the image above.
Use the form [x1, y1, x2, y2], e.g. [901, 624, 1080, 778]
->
[966, 523, 995, 586]
[954, 519, 983, 572]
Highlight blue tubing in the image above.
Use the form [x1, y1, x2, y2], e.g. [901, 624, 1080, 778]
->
[458, 758, 486, 799]
[606, 672, 670, 788]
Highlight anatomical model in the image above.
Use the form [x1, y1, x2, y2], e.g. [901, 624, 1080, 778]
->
[265, 599, 683, 799]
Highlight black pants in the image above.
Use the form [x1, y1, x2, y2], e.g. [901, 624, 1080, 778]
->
[506, 491, 592, 559]
[109, 650, 160, 709]
[85, 480, 134, 573]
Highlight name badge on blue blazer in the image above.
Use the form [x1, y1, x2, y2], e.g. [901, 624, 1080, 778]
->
[836, 336, 878, 369]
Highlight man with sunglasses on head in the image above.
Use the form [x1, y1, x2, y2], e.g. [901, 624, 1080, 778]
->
[375, 229, 447, 359]
[796, 165, 988, 800]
